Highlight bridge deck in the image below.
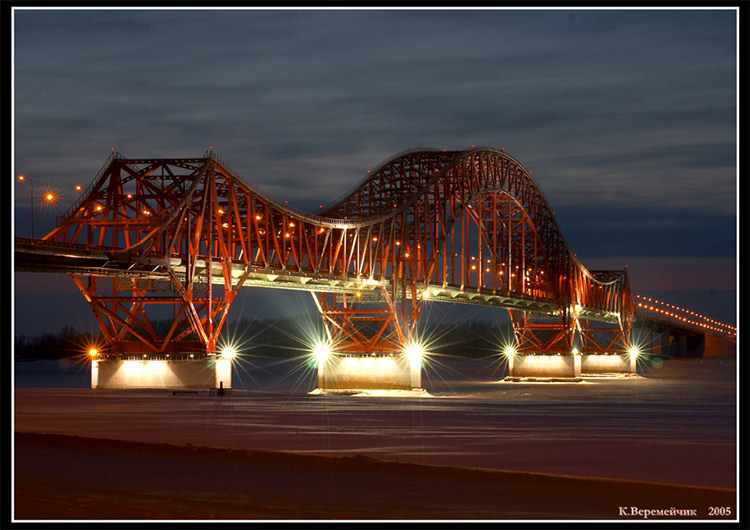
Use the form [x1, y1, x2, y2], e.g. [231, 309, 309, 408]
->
[15, 238, 621, 322]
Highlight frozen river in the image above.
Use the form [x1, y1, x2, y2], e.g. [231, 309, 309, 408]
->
[13, 355, 737, 489]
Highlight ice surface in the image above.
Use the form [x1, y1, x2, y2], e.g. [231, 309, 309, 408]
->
[13, 355, 737, 489]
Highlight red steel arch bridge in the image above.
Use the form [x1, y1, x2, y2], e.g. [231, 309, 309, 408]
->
[14, 147, 736, 375]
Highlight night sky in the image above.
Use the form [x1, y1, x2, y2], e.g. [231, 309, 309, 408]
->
[11, 7, 738, 339]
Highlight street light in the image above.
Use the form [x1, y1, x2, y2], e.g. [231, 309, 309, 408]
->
[16, 175, 33, 238]
[40, 192, 57, 239]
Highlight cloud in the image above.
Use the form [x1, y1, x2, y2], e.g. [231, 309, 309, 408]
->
[12, 9, 737, 280]
[578, 256, 736, 292]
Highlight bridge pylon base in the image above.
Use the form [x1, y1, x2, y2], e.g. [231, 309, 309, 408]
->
[581, 353, 637, 375]
[315, 352, 421, 393]
[507, 353, 582, 380]
[91, 355, 232, 390]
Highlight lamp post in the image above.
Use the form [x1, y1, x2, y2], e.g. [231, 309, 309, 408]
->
[41, 192, 56, 239]
[17, 175, 34, 239]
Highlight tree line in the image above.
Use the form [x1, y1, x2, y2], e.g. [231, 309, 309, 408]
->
[14, 317, 515, 361]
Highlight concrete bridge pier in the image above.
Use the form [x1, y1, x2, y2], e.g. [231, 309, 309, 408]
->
[507, 351, 638, 380]
[91, 354, 233, 390]
[315, 351, 423, 393]
[580, 353, 636, 375]
[634, 320, 706, 358]
[507, 353, 582, 380]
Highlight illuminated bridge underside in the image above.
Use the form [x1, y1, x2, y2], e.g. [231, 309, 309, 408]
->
[14, 241, 621, 322]
[15, 148, 633, 358]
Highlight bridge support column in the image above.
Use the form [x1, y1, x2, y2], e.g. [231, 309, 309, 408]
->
[580, 353, 636, 375]
[90, 355, 232, 390]
[508, 309, 576, 355]
[312, 289, 424, 393]
[315, 353, 418, 392]
[507, 353, 581, 380]
[656, 332, 671, 356]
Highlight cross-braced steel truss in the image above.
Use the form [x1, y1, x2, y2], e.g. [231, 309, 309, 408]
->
[34, 147, 635, 356]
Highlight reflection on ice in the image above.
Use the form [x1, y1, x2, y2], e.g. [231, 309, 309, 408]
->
[309, 388, 434, 398]
[13, 355, 736, 488]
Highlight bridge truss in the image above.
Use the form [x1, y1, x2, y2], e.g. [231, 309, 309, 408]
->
[16, 147, 637, 357]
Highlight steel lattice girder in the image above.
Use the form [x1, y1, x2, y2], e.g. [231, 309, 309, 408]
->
[21, 147, 635, 355]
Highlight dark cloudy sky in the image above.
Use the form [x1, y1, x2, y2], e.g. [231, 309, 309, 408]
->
[11, 7, 738, 338]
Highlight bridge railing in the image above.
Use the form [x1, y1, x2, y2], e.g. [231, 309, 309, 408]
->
[635, 294, 736, 339]
[14, 237, 118, 252]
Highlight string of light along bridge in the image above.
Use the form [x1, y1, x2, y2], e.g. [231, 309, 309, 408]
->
[635, 294, 736, 337]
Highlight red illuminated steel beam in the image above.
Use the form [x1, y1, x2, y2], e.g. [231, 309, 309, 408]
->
[34, 147, 636, 357]
[318, 148, 634, 354]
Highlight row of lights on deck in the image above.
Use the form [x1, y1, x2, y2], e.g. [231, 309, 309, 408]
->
[88, 348, 236, 360]
[502, 345, 640, 359]
[635, 294, 735, 335]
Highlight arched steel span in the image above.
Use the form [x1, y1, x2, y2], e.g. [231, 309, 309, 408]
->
[318, 146, 634, 353]
[24, 147, 634, 356]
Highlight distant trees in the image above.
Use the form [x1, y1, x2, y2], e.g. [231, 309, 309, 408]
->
[14, 317, 515, 360]
[14, 326, 103, 361]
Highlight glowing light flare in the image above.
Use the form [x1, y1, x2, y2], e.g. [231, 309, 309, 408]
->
[220, 347, 237, 360]
[404, 344, 425, 362]
[313, 341, 332, 364]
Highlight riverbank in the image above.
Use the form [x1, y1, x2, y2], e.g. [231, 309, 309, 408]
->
[14, 432, 736, 521]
